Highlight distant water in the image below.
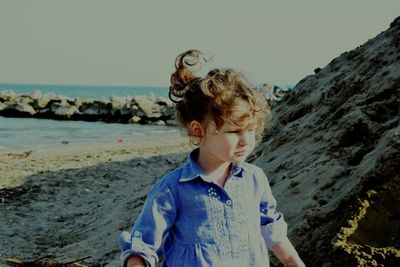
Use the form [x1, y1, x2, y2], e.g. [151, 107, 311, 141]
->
[0, 116, 180, 151]
[0, 82, 293, 150]
[0, 83, 176, 150]
[0, 83, 169, 99]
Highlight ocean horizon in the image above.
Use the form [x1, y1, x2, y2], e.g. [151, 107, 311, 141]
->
[0, 82, 294, 99]
[0, 82, 170, 99]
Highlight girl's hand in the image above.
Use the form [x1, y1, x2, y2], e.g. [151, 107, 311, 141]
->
[284, 260, 305, 267]
[126, 255, 146, 267]
[271, 237, 305, 267]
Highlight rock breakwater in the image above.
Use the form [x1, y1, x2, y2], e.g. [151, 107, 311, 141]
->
[0, 90, 175, 125]
[0, 84, 291, 125]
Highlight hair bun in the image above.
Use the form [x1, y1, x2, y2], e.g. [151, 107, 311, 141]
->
[169, 50, 210, 103]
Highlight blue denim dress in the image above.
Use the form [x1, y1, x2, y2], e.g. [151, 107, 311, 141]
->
[120, 149, 287, 267]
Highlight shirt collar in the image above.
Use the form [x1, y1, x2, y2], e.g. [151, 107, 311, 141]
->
[179, 148, 245, 183]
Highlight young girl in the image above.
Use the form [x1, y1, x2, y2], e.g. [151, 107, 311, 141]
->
[119, 50, 305, 267]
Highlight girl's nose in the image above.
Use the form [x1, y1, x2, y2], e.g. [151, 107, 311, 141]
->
[239, 131, 254, 146]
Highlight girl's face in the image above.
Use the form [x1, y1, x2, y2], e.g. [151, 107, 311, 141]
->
[200, 104, 256, 165]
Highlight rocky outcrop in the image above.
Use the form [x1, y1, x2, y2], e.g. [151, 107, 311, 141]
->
[0, 85, 291, 126]
[249, 17, 400, 266]
[256, 83, 292, 105]
[0, 90, 176, 125]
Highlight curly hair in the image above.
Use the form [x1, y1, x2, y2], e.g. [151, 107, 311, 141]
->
[169, 50, 269, 140]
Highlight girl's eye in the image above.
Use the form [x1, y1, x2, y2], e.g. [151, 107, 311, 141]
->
[223, 129, 239, 134]
[225, 128, 255, 134]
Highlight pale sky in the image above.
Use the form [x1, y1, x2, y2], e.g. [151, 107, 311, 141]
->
[0, 0, 399, 86]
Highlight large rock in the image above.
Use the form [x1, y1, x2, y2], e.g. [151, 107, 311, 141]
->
[31, 94, 51, 109]
[26, 89, 42, 100]
[0, 90, 17, 101]
[249, 17, 400, 266]
[5, 102, 36, 115]
[43, 92, 58, 100]
[161, 106, 175, 118]
[110, 95, 130, 108]
[80, 100, 111, 116]
[51, 101, 81, 118]
[135, 95, 158, 116]
[109, 96, 137, 116]
[156, 96, 173, 106]
[256, 83, 276, 105]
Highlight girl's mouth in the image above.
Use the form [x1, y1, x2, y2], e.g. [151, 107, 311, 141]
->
[235, 150, 247, 156]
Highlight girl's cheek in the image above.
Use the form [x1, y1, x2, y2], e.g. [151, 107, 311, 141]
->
[226, 134, 240, 143]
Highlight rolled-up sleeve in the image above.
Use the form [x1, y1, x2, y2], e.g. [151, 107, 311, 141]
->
[256, 168, 288, 248]
[119, 179, 177, 267]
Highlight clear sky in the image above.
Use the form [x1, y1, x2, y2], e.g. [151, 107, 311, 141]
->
[0, 0, 399, 87]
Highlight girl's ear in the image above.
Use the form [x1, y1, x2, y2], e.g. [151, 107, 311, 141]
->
[189, 120, 205, 143]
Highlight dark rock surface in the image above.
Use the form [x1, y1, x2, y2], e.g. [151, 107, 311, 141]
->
[249, 16, 400, 266]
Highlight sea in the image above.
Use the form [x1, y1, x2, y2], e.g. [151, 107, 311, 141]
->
[0, 83, 178, 151]
[0, 82, 294, 151]
[0, 83, 169, 98]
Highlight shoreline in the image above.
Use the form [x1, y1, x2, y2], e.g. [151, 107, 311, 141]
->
[0, 136, 191, 190]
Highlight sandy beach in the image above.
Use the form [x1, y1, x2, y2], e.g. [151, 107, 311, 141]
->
[0, 137, 191, 266]
[0, 137, 191, 189]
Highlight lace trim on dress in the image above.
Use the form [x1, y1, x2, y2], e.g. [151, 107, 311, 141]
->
[207, 186, 231, 257]
[229, 178, 250, 255]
